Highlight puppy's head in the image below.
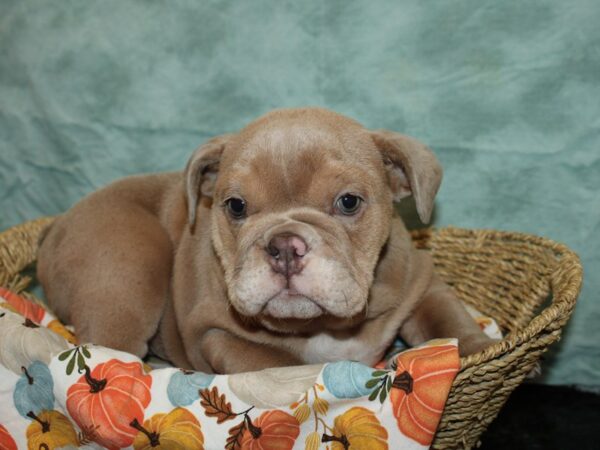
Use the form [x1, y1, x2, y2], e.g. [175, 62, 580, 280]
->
[185, 108, 441, 331]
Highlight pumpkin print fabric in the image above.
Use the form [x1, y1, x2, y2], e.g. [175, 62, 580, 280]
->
[131, 407, 204, 450]
[66, 359, 153, 449]
[239, 410, 300, 450]
[0, 287, 498, 449]
[0, 287, 46, 324]
[25, 409, 79, 450]
[0, 424, 18, 450]
[328, 407, 388, 450]
[390, 344, 460, 445]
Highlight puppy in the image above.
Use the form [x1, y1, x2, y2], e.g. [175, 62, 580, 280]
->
[37, 108, 495, 374]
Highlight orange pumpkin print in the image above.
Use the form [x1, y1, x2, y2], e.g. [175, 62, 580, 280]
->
[66, 359, 152, 450]
[240, 410, 300, 450]
[390, 344, 459, 445]
[131, 407, 204, 450]
[0, 424, 18, 450]
[0, 288, 45, 324]
[323, 406, 388, 450]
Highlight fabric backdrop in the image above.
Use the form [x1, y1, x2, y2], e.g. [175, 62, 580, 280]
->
[1, 0, 598, 389]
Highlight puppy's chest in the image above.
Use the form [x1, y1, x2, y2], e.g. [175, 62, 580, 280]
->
[300, 325, 397, 366]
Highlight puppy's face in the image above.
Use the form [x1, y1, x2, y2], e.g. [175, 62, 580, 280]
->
[185, 109, 441, 332]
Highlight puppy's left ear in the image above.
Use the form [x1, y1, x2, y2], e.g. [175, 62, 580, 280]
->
[185, 134, 233, 227]
[370, 130, 442, 224]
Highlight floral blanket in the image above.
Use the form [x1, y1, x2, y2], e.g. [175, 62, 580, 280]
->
[0, 287, 500, 450]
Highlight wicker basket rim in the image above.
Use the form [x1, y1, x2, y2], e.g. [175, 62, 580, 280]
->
[0, 217, 583, 371]
[411, 226, 582, 368]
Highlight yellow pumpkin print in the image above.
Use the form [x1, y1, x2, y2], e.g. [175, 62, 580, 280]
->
[324, 407, 388, 450]
[26, 410, 78, 450]
[132, 407, 204, 450]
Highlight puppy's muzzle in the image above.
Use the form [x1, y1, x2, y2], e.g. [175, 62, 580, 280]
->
[265, 233, 308, 277]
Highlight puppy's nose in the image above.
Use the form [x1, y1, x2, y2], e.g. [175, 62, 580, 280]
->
[266, 234, 308, 277]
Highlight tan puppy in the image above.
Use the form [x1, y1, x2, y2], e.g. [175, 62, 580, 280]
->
[37, 108, 495, 374]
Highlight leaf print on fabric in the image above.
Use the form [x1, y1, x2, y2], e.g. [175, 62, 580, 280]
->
[131, 407, 204, 450]
[13, 362, 54, 418]
[25, 410, 78, 450]
[240, 410, 300, 450]
[199, 386, 237, 424]
[167, 369, 214, 406]
[390, 344, 459, 445]
[226, 421, 246, 450]
[365, 370, 393, 404]
[0, 310, 69, 374]
[323, 406, 388, 450]
[76, 423, 100, 448]
[0, 424, 18, 450]
[58, 346, 92, 376]
[0, 288, 45, 324]
[199, 387, 298, 450]
[322, 361, 373, 399]
[66, 359, 152, 450]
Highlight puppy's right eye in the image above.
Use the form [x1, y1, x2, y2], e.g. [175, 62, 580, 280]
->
[225, 197, 247, 219]
[335, 193, 363, 215]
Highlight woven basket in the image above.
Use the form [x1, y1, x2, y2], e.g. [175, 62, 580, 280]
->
[0, 217, 582, 449]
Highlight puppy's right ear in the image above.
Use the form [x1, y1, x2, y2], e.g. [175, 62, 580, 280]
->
[185, 134, 232, 227]
[370, 130, 442, 224]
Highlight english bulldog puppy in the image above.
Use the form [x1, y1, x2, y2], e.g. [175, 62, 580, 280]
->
[37, 108, 495, 373]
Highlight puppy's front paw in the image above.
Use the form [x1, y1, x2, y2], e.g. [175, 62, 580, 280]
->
[458, 334, 500, 356]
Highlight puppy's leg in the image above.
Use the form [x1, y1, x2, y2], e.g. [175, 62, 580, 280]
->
[399, 275, 497, 356]
[198, 329, 302, 374]
[38, 203, 172, 358]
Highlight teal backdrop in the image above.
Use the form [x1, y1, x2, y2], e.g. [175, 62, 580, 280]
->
[1, 0, 598, 388]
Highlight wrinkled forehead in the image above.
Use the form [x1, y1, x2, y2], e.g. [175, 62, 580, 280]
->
[221, 119, 382, 180]
[237, 119, 350, 160]
[247, 123, 339, 158]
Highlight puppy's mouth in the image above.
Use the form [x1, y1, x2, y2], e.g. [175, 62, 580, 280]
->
[261, 288, 324, 319]
[229, 222, 368, 322]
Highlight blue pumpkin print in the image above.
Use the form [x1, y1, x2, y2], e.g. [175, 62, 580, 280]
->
[167, 369, 215, 406]
[322, 361, 374, 398]
[13, 361, 54, 418]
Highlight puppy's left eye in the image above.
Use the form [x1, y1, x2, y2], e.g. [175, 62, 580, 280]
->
[225, 197, 247, 219]
[335, 194, 363, 215]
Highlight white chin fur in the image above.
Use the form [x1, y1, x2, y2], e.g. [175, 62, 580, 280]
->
[263, 292, 324, 319]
